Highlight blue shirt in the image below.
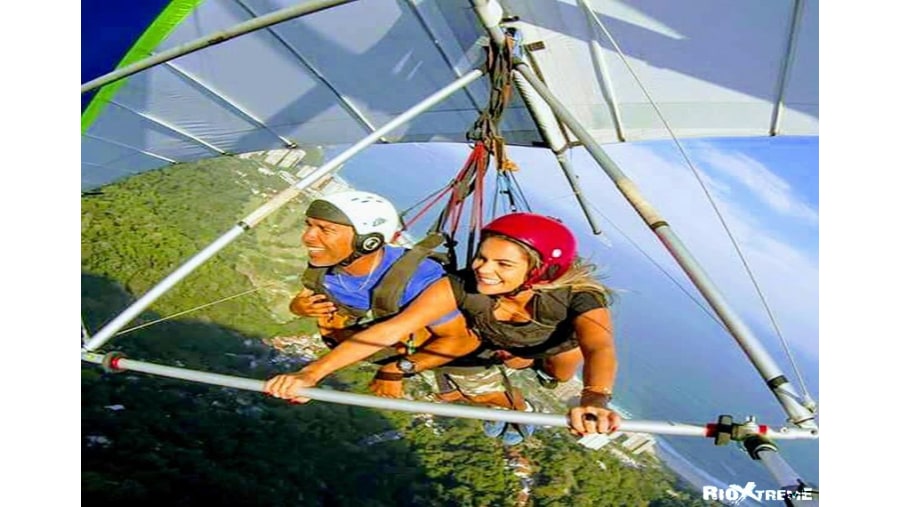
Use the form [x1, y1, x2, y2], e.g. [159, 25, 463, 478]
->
[322, 246, 459, 326]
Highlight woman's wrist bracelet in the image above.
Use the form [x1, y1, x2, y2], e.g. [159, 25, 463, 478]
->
[580, 388, 612, 409]
[582, 385, 614, 396]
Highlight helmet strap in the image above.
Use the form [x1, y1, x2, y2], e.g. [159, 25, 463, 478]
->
[338, 250, 363, 267]
[338, 246, 384, 274]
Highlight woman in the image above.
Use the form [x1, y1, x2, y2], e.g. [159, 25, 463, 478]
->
[445, 212, 621, 436]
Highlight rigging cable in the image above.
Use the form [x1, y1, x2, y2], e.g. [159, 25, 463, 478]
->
[81, 315, 92, 345]
[583, 194, 729, 332]
[581, 1, 815, 408]
[398, 181, 456, 232]
[507, 170, 532, 212]
[536, 179, 727, 334]
[110, 283, 275, 337]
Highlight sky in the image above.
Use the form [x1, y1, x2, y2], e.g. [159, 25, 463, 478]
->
[3, 2, 894, 505]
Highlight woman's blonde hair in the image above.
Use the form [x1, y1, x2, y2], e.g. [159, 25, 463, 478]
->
[484, 232, 613, 302]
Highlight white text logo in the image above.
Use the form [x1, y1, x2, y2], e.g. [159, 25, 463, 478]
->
[702, 482, 814, 504]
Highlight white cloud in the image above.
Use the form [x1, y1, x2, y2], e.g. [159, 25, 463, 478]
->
[697, 144, 819, 224]
[587, 142, 819, 359]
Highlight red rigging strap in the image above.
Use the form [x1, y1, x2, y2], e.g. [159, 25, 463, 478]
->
[395, 140, 494, 269]
[399, 142, 531, 269]
[400, 184, 454, 232]
[465, 148, 488, 263]
[398, 142, 483, 232]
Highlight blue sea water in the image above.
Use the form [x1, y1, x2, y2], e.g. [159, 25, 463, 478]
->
[328, 143, 819, 495]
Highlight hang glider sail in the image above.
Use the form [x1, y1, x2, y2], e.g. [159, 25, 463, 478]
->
[81, 0, 817, 190]
[82, 0, 819, 503]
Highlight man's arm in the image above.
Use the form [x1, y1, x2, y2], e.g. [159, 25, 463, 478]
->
[265, 277, 459, 402]
[377, 314, 480, 375]
[369, 313, 480, 398]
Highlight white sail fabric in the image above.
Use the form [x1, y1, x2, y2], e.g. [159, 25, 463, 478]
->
[81, 0, 818, 190]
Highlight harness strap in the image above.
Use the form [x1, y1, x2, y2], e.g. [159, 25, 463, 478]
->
[371, 236, 443, 318]
[301, 264, 324, 291]
[390, 33, 524, 275]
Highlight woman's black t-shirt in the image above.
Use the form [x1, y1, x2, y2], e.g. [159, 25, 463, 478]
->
[449, 271, 608, 359]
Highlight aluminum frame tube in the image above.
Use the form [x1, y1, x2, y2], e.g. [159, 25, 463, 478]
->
[81, 0, 358, 93]
[757, 448, 814, 489]
[80, 353, 817, 440]
[82, 226, 245, 351]
[756, 448, 819, 505]
[554, 151, 604, 235]
[576, 0, 626, 142]
[512, 63, 817, 430]
[471, 0, 507, 46]
[770, 0, 807, 136]
[511, 66, 605, 235]
[82, 68, 484, 352]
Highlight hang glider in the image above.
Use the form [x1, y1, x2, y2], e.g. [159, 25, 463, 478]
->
[81, 1, 819, 503]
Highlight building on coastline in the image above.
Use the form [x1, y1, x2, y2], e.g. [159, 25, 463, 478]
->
[619, 432, 656, 456]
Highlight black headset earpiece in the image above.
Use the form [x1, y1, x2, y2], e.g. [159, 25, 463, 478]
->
[355, 233, 384, 254]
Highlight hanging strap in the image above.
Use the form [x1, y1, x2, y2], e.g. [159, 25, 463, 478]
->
[371, 233, 446, 317]
[396, 31, 524, 271]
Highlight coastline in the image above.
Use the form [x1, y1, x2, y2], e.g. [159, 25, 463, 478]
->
[654, 437, 729, 493]
[654, 438, 765, 507]
[607, 401, 725, 499]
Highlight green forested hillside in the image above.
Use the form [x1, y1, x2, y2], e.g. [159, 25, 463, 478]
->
[81, 153, 706, 506]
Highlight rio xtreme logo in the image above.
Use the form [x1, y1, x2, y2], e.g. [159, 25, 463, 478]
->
[703, 482, 815, 504]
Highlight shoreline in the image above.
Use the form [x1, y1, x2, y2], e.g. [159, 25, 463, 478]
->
[654, 437, 728, 493]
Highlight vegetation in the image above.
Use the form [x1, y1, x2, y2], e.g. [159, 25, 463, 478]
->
[82, 151, 706, 506]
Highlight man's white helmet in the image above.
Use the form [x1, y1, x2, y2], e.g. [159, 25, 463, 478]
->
[306, 190, 400, 254]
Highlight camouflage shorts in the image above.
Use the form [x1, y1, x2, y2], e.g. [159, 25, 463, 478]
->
[438, 365, 508, 397]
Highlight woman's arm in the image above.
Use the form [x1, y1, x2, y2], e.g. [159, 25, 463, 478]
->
[264, 277, 459, 402]
[569, 307, 621, 435]
[576, 308, 617, 393]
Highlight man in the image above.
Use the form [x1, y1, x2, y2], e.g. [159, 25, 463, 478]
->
[264, 190, 479, 402]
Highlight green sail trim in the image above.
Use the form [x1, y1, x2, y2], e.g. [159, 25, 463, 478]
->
[81, 0, 205, 134]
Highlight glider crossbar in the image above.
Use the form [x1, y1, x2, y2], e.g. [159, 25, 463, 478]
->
[81, 352, 817, 441]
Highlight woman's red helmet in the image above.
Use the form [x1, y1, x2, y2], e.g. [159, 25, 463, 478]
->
[481, 212, 577, 287]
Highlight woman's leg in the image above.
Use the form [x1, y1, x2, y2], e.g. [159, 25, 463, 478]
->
[494, 349, 534, 370]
